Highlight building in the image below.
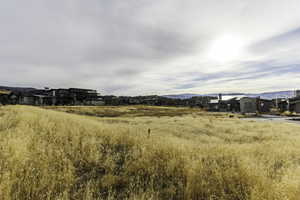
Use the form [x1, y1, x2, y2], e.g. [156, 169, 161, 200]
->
[282, 90, 300, 113]
[207, 95, 241, 112]
[224, 97, 241, 112]
[208, 99, 220, 111]
[240, 97, 258, 113]
[258, 98, 273, 113]
[19, 94, 36, 105]
[0, 87, 104, 106]
[296, 90, 300, 97]
[290, 97, 300, 113]
[42, 88, 103, 106]
[188, 96, 216, 108]
[277, 99, 289, 112]
[0, 90, 11, 105]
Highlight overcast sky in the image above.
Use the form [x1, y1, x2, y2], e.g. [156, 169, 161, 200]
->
[1, 0, 300, 95]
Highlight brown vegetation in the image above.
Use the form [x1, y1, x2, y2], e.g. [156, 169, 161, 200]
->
[1, 105, 300, 200]
[42, 105, 235, 118]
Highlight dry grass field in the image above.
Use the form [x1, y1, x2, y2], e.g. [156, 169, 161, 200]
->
[42, 105, 236, 118]
[1, 105, 300, 200]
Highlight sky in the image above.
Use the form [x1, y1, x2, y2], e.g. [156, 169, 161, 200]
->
[1, 0, 300, 95]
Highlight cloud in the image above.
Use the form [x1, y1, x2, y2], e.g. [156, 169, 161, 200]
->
[1, 0, 300, 95]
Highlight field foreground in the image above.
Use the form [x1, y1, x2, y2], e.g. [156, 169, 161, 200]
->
[1, 106, 300, 199]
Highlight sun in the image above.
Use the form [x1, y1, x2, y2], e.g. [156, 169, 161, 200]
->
[207, 35, 245, 63]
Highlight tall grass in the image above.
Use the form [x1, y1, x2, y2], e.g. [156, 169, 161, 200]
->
[1, 105, 300, 199]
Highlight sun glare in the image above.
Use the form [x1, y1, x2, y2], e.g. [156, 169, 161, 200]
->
[207, 35, 245, 63]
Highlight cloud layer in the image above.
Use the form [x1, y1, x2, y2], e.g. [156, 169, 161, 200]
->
[1, 0, 300, 95]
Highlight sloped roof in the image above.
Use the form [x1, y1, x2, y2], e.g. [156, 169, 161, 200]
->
[221, 95, 246, 101]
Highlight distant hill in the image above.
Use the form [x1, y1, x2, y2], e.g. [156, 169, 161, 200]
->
[0, 86, 37, 92]
[163, 90, 296, 100]
[162, 93, 207, 99]
[245, 91, 295, 99]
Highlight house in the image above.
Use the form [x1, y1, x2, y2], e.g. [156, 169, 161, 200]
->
[0, 87, 104, 106]
[287, 90, 300, 113]
[8, 93, 19, 105]
[208, 99, 220, 111]
[240, 97, 258, 113]
[188, 96, 216, 108]
[19, 95, 36, 105]
[0, 90, 11, 105]
[50, 88, 74, 105]
[208, 95, 241, 112]
[258, 98, 273, 113]
[68, 88, 102, 105]
[45, 88, 103, 106]
[277, 99, 289, 112]
[290, 97, 300, 113]
[240, 97, 274, 114]
[296, 90, 300, 97]
[224, 97, 241, 112]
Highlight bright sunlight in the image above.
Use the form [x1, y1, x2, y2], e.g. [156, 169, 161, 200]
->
[207, 34, 245, 63]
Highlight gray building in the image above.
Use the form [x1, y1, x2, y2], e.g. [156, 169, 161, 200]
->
[19, 95, 36, 105]
[290, 98, 300, 113]
[296, 90, 300, 97]
[289, 90, 300, 113]
[240, 97, 258, 113]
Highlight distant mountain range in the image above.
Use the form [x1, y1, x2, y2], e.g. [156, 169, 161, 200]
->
[163, 90, 297, 100]
[0, 85, 297, 100]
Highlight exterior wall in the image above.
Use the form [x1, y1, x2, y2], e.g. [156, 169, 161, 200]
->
[240, 98, 257, 113]
[208, 103, 219, 111]
[290, 98, 300, 113]
[228, 101, 240, 112]
[9, 94, 18, 104]
[296, 90, 300, 97]
[258, 100, 273, 113]
[295, 102, 300, 113]
[86, 100, 105, 106]
[0, 95, 8, 105]
[278, 101, 288, 112]
[34, 97, 44, 105]
[20, 96, 36, 105]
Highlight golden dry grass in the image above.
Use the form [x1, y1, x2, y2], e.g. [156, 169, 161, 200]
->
[42, 105, 235, 118]
[1, 105, 300, 200]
